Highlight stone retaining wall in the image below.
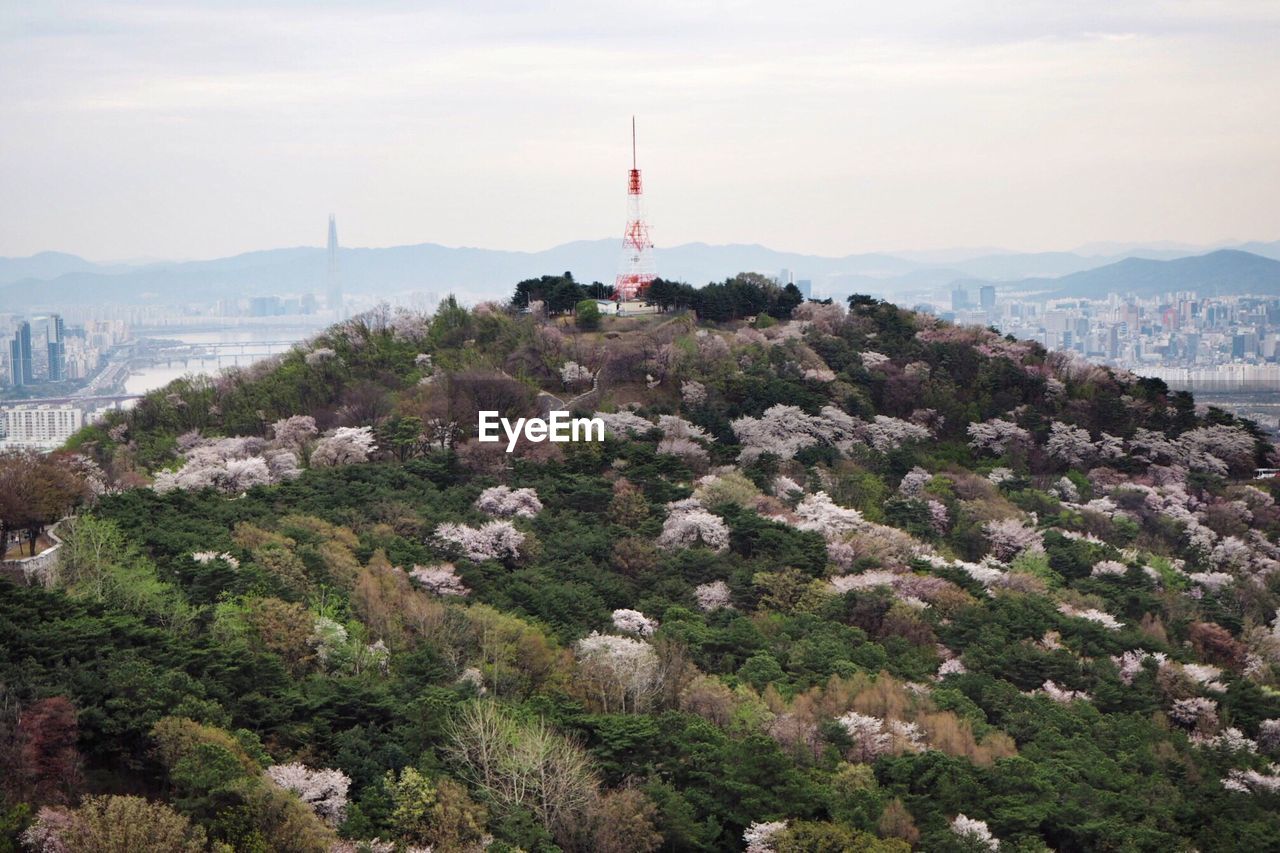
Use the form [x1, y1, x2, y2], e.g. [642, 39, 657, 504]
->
[0, 520, 65, 587]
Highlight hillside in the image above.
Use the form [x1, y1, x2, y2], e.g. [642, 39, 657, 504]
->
[6, 291, 1280, 851]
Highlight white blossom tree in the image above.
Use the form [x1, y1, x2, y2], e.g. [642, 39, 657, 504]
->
[270, 415, 318, 451]
[611, 608, 658, 637]
[265, 763, 351, 827]
[680, 380, 707, 406]
[309, 426, 377, 467]
[743, 820, 788, 853]
[983, 518, 1043, 561]
[409, 563, 470, 596]
[1057, 603, 1123, 631]
[835, 711, 893, 762]
[658, 499, 730, 552]
[435, 520, 525, 562]
[694, 580, 733, 612]
[560, 361, 594, 384]
[968, 418, 1031, 456]
[574, 632, 662, 713]
[793, 492, 864, 540]
[950, 814, 999, 851]
[899, 467, 932, 498]
[859, 415, 931, 453]
[1046, 421, 1094, 467]
[475, 485, 544, 519]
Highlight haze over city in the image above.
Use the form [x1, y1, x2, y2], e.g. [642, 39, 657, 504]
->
[3, 0, 1279, 262]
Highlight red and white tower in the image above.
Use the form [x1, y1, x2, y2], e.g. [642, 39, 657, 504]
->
[614, 117, 656, 301]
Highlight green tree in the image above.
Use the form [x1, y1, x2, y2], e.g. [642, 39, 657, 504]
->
[576, 299, 602, 330]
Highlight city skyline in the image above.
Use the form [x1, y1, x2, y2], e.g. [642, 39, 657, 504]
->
[3, 1, 1279, 261]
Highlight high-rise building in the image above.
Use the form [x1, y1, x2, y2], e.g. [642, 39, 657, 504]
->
[0, 403, 84, 449]
[326, 214, 342, 314]
[951, 286, 970, 312]
[979, 285, 996, 312]
[46, 314, 65, 382]
[8, 322, 33, 387]
[796, 279, 813, 300]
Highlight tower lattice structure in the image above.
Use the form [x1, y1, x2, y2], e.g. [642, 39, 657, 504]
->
[614, 117, 656, 301]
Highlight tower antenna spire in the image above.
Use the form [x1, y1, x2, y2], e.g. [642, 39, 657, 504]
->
[615, 117, 656, 301]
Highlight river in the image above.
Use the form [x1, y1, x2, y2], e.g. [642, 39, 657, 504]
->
[123, 327, 321, 396]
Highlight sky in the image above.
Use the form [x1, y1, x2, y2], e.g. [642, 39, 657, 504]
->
[2, 0, 1279, 261]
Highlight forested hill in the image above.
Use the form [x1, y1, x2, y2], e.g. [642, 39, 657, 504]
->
[7, 291, 1280, 852]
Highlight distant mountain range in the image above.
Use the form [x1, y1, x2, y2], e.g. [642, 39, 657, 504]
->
[962, 250, 1280, 301]
[2, 239, 1279, 310]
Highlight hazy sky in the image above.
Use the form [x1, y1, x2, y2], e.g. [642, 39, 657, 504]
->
[3, 0, 1279, 261]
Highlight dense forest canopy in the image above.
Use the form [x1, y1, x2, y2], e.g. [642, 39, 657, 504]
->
[4, 281, 1280, 852]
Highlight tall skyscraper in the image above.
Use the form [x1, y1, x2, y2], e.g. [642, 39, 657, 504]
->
[979, 285, 996, 312]
[326, 214, 342, 314]
[9, 321, 33, 386]
[46, 314, 66, 381]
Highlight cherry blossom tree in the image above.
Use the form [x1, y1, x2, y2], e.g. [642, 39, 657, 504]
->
[1039, 680, 1092, 704]
[265, 763, 351, 827]
[1169, 697, 1219, 728]
[835, 711, 893, 762]
[409, 563, 470, 596]
[951, 814, 999, 851]
[1091, 560, 1129, 578]
[1223, 765, 1280, 794]
[560, 361, 594, 384]
[1179, 425, 1256, 476]
[793, 491, 864, 539]
[574, 632, 662, 713]
[304, 347, 337, 366]
[730, 405, 825, 462]
[475, 485, 543, 519]
[859, 416, 931, 452]
[434, 520, 524, 562]
[1046, 421, 1094, 467]
[694, 580, 733, 612]
[611, 608, 658, 637]
[680, 380, 707, 405]
[594, 411, 657, 438]
[744, 820, 788, 853]
[772, 475, 803, 497]
[658, 499, 729, 552]
[309, 426, 377, 467]
[967, 419, 1031, 456]
[899, 467, 932, 498]
[270, 415, 318, 451]
[927, 500, 950, 535]
[1057, 603, 1123, 631]
[983, 518, 1043, 561]
[1258, 719, 1280, 754]
[937, 658, 968, 678]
